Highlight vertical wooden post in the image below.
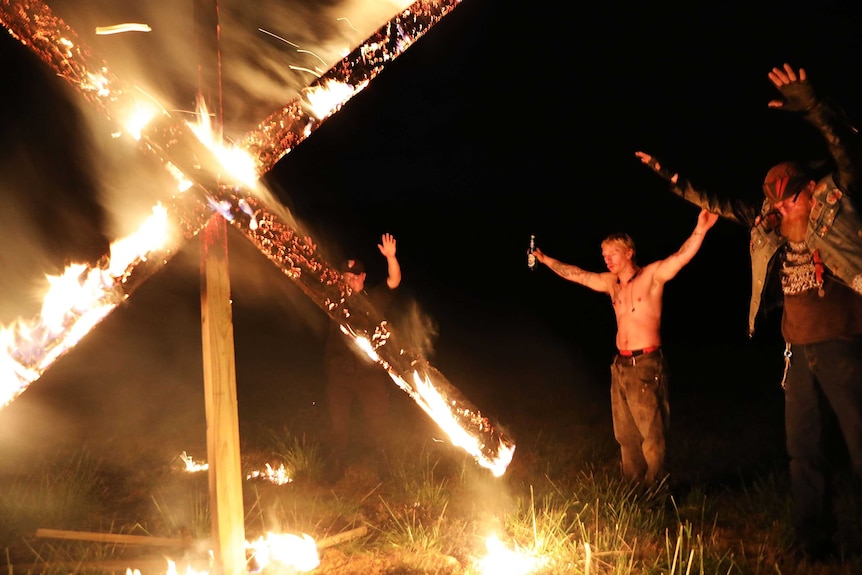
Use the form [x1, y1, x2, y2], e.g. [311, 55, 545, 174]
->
[194, 1, 246, 575]
[200, 219, 246, 575]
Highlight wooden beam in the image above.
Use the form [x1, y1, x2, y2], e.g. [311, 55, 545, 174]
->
[9, 559, 207, 574]
[316, 525, 368, 549]
[34, 528, 189, 547]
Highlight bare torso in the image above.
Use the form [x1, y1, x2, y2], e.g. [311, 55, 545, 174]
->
[609, 263, 663, 351]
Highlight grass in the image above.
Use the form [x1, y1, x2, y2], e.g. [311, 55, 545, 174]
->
[1, 345, 861, 574]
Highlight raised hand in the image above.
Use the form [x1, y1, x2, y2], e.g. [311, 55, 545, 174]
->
[378, 233, 397, 258]
[697, 207, 719, 232]
[635, 151, 679, 184]
[767, 63, 816, 112]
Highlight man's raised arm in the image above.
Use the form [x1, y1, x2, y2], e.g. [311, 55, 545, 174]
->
[635, 151, 757, 227]
[532, 248, 611, 294]
[378, 233, 401, 289]
[768, 63, 862, 196]
[653, 208, 718, 284]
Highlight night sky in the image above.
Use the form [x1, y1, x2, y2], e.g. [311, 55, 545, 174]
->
[2, 0, 862, 464]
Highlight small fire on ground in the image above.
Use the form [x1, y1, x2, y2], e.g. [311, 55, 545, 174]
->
[180, 452, 292, 486]
[124, 531, 319, 575]
[472, 534, 549, 575]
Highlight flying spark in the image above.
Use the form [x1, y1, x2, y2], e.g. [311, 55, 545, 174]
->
[289, 65, 322, 79]
[95, 23, 152, 35]
[257, 27, 299, 48]
[296, 49, 327, 66]
[336, 17, 359, 32]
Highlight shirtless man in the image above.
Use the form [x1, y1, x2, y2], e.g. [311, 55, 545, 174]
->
[533, 208, 718, 484]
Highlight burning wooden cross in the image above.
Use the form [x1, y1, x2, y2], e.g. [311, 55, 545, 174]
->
[0, 0, 515, 475]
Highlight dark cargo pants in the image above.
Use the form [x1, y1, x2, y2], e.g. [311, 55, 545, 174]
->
[610, 350, 669, 484]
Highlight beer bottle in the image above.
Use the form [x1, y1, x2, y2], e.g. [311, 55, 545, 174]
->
[527, 234, 537, 271]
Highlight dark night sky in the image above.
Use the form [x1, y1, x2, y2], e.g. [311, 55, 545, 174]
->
[2, 0, 862, 463]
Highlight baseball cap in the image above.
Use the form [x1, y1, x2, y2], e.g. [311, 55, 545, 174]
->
[763, 162, 811, 203]
[340, 258, 365, 274]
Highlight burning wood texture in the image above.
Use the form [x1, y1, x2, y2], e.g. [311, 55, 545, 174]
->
[0, 0, 515, 475]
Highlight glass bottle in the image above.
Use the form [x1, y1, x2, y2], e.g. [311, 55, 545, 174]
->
[527, 234, 536, 271]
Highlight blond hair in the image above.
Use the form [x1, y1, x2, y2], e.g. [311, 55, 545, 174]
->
[602, 232, 636, 254]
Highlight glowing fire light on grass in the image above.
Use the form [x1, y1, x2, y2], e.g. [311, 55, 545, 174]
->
[246, 463, 292, 485]
[473, 534, 549, 575]
[145, 531, 319, 575]
[247, 532, 319, 572]
[122, 532, 319, 575]
[180, 452, 293, 485]
[179, 451, 209, 472]
[164, 561, 207, 575]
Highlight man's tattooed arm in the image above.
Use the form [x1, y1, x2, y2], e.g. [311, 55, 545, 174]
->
[543, 260, 607, 293]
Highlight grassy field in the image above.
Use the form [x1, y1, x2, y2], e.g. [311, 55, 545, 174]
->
[1, 338, 860, 575]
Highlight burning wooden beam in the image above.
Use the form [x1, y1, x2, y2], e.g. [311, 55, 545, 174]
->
[0, 0, 516, 475]
[239, 0, 462, 177]
[0, 197, 210, 408]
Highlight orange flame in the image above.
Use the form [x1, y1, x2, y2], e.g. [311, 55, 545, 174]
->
[393, 371, 515, 477]
[303, 79, 364, 120]
[124, 532, 319, 575]
[179, 451, 209, 473]
[247, 532, 319, 572]
[474, 534, 548, 575]
[186, 100, 257, 187]
[0, 206, 171, 409]
[0, 93, 257, 412]
[180, 452, 293, 485]
[246, 463, 293, 486]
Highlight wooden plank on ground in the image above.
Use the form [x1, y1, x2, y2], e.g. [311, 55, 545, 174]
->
[34, 528, 189, 547]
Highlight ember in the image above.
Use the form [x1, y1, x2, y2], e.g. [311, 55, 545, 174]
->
[245, 463, 293, 486]
[180, 451, 209, 473]
[181, 452, 293, 485]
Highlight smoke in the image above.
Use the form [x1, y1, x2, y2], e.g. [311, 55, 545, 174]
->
[45, 0, 413, 138]
[217, 0, 414, 136]
[392, 298, 440, 361]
